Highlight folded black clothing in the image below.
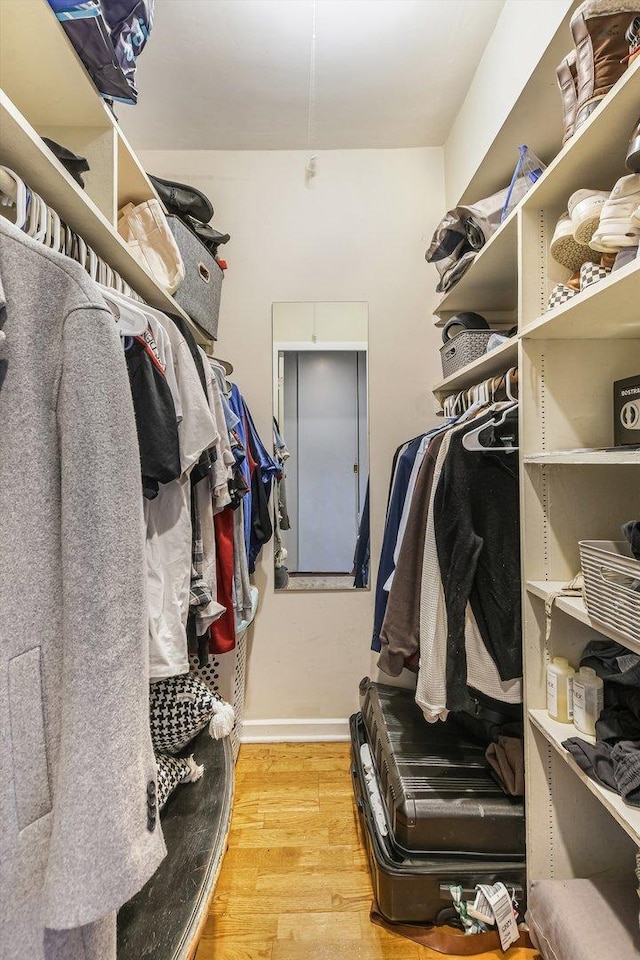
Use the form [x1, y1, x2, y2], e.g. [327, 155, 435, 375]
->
[42, 137, 90, 188]
[563, 737, 619, 793]
[597, 702, 640, 744]
[563, 738, 640, 807]
[612, 741, 640, 806]
[623, 519, 640, 561]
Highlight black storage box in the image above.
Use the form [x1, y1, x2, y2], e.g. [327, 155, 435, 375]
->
[167, 215, 223, 339]
[358, 678, 525, 857]
[350, 712, 526, 924]
[614, 374, 640, 446]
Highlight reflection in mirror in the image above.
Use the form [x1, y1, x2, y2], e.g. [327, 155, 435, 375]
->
[272, 302, 369, 592]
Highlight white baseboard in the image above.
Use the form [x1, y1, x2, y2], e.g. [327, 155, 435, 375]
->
[240, 718, 350, 743]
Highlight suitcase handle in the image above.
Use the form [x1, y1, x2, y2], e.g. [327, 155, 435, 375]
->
[438, 883, 524, 903]
[198, 262, 211, 284]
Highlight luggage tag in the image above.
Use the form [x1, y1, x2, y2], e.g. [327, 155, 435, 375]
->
[473, 883, 519, 951]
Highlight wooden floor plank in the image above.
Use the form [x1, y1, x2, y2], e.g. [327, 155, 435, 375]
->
[195, 743, 539, 960]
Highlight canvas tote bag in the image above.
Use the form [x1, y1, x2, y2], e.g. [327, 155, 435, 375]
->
[118, 199, 185, 294]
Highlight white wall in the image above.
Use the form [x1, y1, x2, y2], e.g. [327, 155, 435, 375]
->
[140, 147, 445, 729]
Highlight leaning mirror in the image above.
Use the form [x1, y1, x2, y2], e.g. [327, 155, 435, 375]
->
[272, 302, 369, 591]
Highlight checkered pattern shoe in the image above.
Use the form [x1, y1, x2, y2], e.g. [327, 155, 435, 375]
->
[547, 283, 578, 311]
[580, 261, 611, 291]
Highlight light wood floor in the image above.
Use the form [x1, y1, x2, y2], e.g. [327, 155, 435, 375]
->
[196, 742, 539, 960]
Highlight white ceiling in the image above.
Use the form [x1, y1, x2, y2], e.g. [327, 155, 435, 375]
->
[120, 0, 505, 152]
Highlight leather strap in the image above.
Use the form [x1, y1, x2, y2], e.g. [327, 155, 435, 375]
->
[369, 902, 533, 956]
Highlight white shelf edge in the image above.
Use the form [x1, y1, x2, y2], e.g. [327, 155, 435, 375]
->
[526, 581, 640, 656]
[432, 337, 519, 396]
[524, 449, 640, 465]
[529, 708, 640, 847]
[522, 256, 640, 341]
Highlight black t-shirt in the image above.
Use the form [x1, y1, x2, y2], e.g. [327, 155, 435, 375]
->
[125, 338, 181, 499]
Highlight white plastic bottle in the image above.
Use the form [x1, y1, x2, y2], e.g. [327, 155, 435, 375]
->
[547, 657, 575, 723]
[572, 666, 604, 736]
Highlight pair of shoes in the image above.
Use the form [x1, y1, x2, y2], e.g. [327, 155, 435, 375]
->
[549, 200, 601, 270]
[551, 176, 640, 264]
[546, 253, 615, 311]
[590, 174, 640, 250]
[556, 1, 640, 143]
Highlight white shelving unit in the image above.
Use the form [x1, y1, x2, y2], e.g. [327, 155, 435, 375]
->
[429, 1, 640, 915]
[518, 53, 640, 889]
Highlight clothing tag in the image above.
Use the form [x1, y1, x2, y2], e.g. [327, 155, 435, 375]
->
[476, 883, 519, 950]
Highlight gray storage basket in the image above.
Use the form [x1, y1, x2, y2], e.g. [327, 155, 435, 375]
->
[439, 330, 494, 378]
[167, 215, 223, 339]
[579, 540, 640, 646]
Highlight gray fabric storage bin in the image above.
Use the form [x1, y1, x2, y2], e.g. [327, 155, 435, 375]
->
[166, 215, 223, 339]
[439, 330, 493, 378]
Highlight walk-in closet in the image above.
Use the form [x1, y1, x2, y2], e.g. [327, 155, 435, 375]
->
[1, 1, 639, 959]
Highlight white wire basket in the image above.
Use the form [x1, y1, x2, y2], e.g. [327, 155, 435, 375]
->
[579, 541, 640, 646]
[189, 586, 259, 762]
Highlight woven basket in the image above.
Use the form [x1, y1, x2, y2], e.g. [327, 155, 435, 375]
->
[579, 540, 640, 646]
[439, 330, 494, 378]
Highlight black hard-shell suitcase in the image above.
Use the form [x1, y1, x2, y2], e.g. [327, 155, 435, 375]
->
[350, 712, 526, 924]
[359, 678, 525, 857]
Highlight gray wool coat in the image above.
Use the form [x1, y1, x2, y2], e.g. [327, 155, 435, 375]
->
[0, 220, 166, 960]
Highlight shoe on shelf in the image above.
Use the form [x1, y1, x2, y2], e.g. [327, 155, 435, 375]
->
[628, 119, 640, 173]
[549, 213, 599, 270]
[547, 282, 579, 311]
[580, 259, 612, 291]
[568, 189, 611, 243]
[556, 51, 579, 144]
[591, 174, 640, 250]
[571, 1, 640, 132]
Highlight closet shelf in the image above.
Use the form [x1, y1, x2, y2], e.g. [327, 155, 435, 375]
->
[522, 59, 640, 212]
[524, 449, 640, 465]
[529, 709, 640, 847]
[523, 257, 640, 340]
[0, 91, 211, 348]
[432, 336, 518, 396]
[527, 581, 640, 657]
[432, 205, 518, 325]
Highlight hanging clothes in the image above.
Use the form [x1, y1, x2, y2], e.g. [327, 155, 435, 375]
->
[434, 406, 521, 709]
[0, 219, 165, 960]
[371, 435, 425, 652]
[143, 307, 218, 680]
[374, 401, 522, 723]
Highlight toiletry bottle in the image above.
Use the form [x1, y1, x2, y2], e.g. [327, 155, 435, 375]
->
[573, 666, 604, 736]
[547, 657, 575, 723]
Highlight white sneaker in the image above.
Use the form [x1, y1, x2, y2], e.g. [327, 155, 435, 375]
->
[568, 189, 610, 244]
[591, 174, 640, 252]
[549, 213, 598, 271]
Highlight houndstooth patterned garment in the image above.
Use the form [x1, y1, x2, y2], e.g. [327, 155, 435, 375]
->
[149, 672, 224, 754]
[155, 753, 203, 809]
